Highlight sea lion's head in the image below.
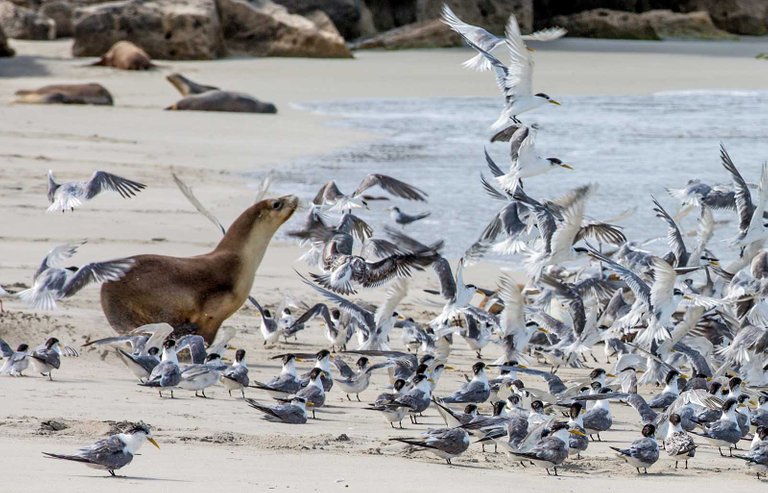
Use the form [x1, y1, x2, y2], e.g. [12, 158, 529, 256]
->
[255, 195, 299, 231]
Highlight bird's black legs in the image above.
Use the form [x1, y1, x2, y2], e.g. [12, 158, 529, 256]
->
[356, 394, 361, 402]
[347, 394, 352, 401]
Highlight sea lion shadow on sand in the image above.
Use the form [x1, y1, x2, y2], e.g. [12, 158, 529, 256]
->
[100, 195, 298, 344]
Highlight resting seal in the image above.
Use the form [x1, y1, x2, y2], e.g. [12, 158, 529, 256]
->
[100, 195, 298, 342]
[14, 84, 113, 105]
[166, 91, 277, 114]
[166, 73, 218, 96]
[92, 41, 153, 70]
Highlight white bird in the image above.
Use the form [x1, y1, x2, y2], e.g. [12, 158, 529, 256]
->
[443, 7, 561, 130]
[492, 129, 572, 192]
[17, 242, 133, 311]
[441, 4, 566, 72]
[47, 170, 146, 212]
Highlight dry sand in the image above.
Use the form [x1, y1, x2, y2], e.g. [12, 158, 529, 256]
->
[1, 38, 767, 491]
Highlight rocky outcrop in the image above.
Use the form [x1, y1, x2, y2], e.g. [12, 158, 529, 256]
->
[217, 0, 352, 58]
[352, 18, 458, 50]
[0, 23, 13, 55]
[272, 0, 361, 39]
[72, 0, 225, 60]
[680, 0, 768, 35]
[0, 0, 54, 39]
[551, 8, 729, 40]
[39, 1, 74, 37]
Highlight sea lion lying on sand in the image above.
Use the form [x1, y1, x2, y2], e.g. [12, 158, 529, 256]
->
[165, 90, 278, 114]
[14, 83, 113, 105]
[166, 73, 219, 96]
[92, 41, 153, 70]
[100, 195, 298, 343]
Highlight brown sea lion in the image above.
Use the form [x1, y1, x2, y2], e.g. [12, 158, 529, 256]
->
[166, 73, 219, 96]
[92, 41, 153, 70]
[165, 90, 278, 114]
[100, 195, 298, 343]
[14, 83, 113, 105]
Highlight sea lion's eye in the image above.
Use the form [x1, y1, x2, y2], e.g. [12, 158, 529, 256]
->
[272, 200, 282, 210]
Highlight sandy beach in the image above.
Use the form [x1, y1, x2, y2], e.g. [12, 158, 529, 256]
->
[1, 38, 768, 491]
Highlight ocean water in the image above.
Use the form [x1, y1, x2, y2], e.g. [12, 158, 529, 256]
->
[257, 91, 768, 259]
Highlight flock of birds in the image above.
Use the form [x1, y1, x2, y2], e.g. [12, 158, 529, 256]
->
[1, 3, 768, 481]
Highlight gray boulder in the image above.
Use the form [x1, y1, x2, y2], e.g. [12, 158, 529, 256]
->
[0, 22, 13, 55]
[0, 0, 54, 39]
[72, 0, 225, 60]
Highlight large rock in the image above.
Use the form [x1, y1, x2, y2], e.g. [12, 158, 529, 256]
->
[353, 18, 458, 49]
[0, 0, 54, 39]
[0, 23, 13, 55]
[217, 0, 352, 58]
[272, 0, 361, 39]
[417, 0, 533, 34]
[39, 1, 73, 37]
[551, 8, 729, 40]
[680, 0, 768, 35]
[72, 0, 225, 60]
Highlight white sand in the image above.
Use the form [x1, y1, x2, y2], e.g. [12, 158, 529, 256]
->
[0, 38, 766, 490]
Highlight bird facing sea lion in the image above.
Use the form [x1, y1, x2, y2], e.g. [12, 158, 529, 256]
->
[100, 195, 298, 343]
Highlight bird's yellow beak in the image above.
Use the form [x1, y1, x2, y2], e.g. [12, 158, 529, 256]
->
[428, 378, 436, 384]
[549, 99, 561, 106]
[397, 315, 406, 321]
[559, 163, 573, 170]
[147, 437, 160, 449]
[306, 402, 315, 407]
[569, 429, 586, 436]
[518, 364, 528, 369]
[750, 400, 758, 407]
[444, 365, 456, 371]
[683, 295, 694, 301]
[606, 373, 617, 378]
[537, 327, 550, 334]
[295, 358, 304, 363]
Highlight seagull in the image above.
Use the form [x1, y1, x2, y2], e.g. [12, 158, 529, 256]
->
[47, 170, 146, 212]
[250, 354, 302, 399]
[581, 386, 614, 441]
[42, 422, 159, 477]
[139, 339, 181, 398]
[301, 274, 408, 351]
[611, 424, 660, 474]
[648, 369, 682, 410]
[690, 397, 742, 456]
[221, 349, 249, 398]
[664, 413, 697, 469]
[507, 421, 584, 476]
[444, 8, 561, 130]
[115, 346, 160, 383]
[0, 339, 29, 377]
[719, 144, 768, 246]
[313, 174, 427, 213]
[18, 242, 134, 311]
[388, 373, 434, 424]
[297, 349, 335, 391]
[294, 367, 326, 418]
[289, 303, 352, 352]
[390, 427, 470, 465]
[388, 206, 430, 227]
[440, 361, 490, 404]
[734, 426, 768, 479]
[245, 396, 308, 424]
[366, 378, 408, 428]
[178, 353, 224, 398]
[249, 298, 281, 345]
[490, 130, 572, 193]
[333, 356, 392, 401]
[440, 4, 566, 73]
[567, 402, 589, 458]
[30, 337, 78, 380]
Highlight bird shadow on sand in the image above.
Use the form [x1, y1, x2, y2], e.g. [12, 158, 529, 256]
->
[74, 475, 189, 482]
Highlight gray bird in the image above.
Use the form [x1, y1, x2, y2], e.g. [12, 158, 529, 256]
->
[648, 369, 681, 410]
[293, 367, 326, 418]
[0, 339, 29, 377]
[251, 353, 301, 399]
[734, 427, 768, 479]
[366, 379, 408, 428]
[664, 413, 696, 469]
[30, 337, 76, 380]
[178, 353, 224, 398]
[508, 422, 584, 476]
[245, 396, 308, 424]
[389, 373, 433, 424]
[390, 427, 470, 465]
[611, 424, 660, 474]
[47, 169, 146, 212]
[139, 339, 181, 398]
[221, 349, 249, 398]
[18, 242, 133, 311]
[116, 346, 160, 383]
[690, 398, 742, 456]
[333, 356, 392, 401]
[42, 422, 159, 477]
[388, 206, 430, 227]
[441, 361, 490, 404]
